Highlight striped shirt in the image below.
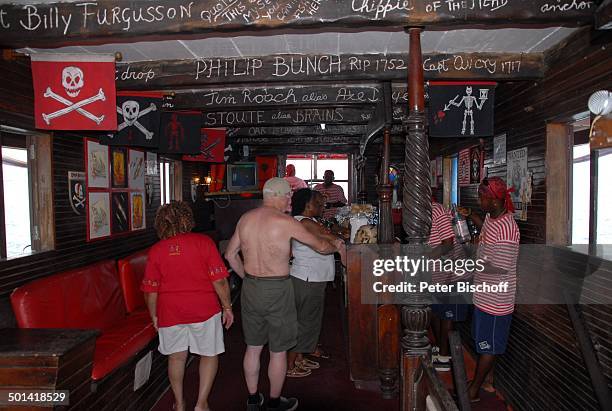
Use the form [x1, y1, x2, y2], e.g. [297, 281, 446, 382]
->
[314, 183, 347, 219]
[473, 212, 520, 316]
[428, 202, 455, 284]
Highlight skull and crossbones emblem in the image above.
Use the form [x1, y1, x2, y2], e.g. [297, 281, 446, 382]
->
[117, 100, 157, 140]
[42, 66, 106, 125]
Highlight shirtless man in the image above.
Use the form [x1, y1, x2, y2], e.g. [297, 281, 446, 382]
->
[225, 178, 342, 411]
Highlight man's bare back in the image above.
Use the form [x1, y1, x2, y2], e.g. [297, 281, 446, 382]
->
[226, 206, 337, 278]
[238, 206, 296, 276]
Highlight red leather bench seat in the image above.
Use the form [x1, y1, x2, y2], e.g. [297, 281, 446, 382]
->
[117, 248, 149, 314]
[10, 260, 156, 381]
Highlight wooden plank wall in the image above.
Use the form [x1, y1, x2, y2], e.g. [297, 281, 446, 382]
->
[425, 28, 612, 411]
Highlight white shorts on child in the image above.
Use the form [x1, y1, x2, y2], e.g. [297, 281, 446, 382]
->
[158, 312, 225, 356]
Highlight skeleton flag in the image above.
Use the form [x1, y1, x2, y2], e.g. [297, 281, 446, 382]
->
[158, 111, 201, 154]
[428, 81, 496, 137]
[183, 128, 227, 163]
[99, 92, 162, 147]
[31, 54, 117, 130]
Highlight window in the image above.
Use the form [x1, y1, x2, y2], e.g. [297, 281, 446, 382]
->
[0, 129, 53, 260]
[571, 142, 590, 244]
[451, 155, 459, 206]
[567, 115, 612, 259]
[159, 158, 182, 205]
[286, 154, 349, 196]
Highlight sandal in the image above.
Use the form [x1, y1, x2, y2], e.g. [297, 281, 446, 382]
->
[286, 365, 312, 378]
[296, 358, 320, 370]
[309, 345, 330, 359]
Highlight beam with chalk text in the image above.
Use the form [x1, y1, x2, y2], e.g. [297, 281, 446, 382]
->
[0, 1, 595, 48]
[165, 84, 409, 110]
[116, 53, 545, 90]
[201, 106, 409, 127]
[226, 124, 406, 138]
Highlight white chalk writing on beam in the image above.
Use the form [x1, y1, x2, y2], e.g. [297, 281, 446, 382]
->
[19, 5, 72, 35]
[0, 9, 11, 28]
[196, 58, 263, 79]
[351, 0, 414, 20]
[540, 0, 594, 13]
[77, 2, 194, 32]
[272, 55, 342, 77]
[116, 66, 156, 82]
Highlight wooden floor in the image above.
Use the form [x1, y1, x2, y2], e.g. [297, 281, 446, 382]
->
[150, 284, 508, 411]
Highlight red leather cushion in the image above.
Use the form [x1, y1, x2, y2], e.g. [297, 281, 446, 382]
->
[11, 260, 125, 331]
[91, 310, 156, 380]
[117, 249, 149, 313]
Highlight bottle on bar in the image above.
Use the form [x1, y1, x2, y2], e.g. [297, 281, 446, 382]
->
[451, 204, 471, 244]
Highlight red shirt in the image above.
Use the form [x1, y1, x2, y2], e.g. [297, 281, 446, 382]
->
[141, 232, 229, 328]
[314, 183, 347, 219]
[428, 202, 455, 284]
[474, 213, 520, 316]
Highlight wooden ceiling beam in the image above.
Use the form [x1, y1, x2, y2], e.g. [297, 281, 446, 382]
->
[116, 52, 544, 90]
[595, 0, 612, 29]
[0, 1, 595, 48]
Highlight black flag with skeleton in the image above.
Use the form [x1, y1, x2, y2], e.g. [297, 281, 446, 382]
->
[428, 81, 496, 137]
[99, 91, 162, 147]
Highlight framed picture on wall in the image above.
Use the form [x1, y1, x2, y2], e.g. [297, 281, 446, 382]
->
[111, 147, 128, 188]
[470, 146, 483, 184]
[87, 191, 111, 240]
[85, 139, 109, 188]
[494, 133, 506, 165]
[128, 149, 145, 190]
[111, 191, 130, 234]
[458, 148, 471, 186]
[146, 151, 158, 176]
[131, 192, 146, 231]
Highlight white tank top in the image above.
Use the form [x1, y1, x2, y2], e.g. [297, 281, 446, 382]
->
[290, 216, 335, 282]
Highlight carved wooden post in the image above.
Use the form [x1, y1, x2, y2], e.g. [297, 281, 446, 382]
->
[400, 27, 432, 411]
[377, 127, 394, 244]
[376, 83, 399, 397]
[356, 155, 368, 203]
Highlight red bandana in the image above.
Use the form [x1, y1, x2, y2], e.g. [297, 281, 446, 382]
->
[478, 177, 515, 213]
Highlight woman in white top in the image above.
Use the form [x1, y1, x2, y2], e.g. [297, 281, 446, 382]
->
[286, 188, 345, 377]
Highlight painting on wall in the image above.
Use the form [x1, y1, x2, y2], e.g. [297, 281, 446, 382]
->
[111, 147, 128, 188]
[111, 192, 129, 234]
[88, 191, 110, 240]
[86, 139, 109, 188]
[131, 192, 146, 231]
[129, 149, 145, 190]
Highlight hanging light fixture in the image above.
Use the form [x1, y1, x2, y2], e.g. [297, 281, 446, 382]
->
[588, 90, 612, 116]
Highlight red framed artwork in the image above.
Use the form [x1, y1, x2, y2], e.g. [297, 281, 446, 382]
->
[85, 138, 147, 241]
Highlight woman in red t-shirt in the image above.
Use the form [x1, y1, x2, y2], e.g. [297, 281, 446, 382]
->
[142, 201, 234, 411]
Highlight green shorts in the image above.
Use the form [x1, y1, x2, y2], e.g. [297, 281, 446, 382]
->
[292, 276, 326, 353]
[241, 274, 297, 353]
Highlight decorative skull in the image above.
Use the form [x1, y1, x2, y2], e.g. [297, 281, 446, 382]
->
[121, 101, 140, 126]
[62, 66, 84, 98]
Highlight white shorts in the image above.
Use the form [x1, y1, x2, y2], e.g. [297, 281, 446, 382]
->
[158, 312, 225, 356]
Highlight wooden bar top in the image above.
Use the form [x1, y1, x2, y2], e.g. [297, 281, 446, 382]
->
[0, 329, 99, 358]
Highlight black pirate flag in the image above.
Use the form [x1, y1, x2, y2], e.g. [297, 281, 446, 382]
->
[158, 111, 201, 154]
[99, 92, 162, 147]
[428, 82, 496, 137]
[68, 171, 86, 215]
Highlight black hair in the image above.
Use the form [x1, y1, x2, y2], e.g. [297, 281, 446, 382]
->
[291, 188, 314, 216]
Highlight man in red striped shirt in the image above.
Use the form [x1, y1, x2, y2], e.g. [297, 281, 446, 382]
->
[313, 170, 347, 220]
[459, 177, 520, 402]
